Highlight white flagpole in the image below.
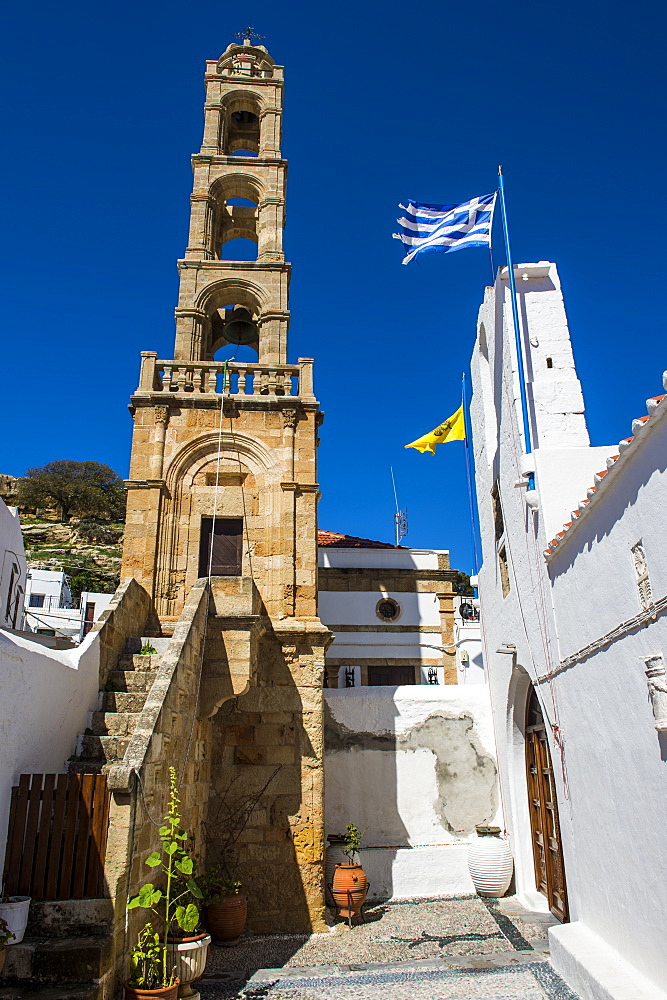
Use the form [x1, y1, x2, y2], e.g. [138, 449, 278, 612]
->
[497, 166, 533, 461]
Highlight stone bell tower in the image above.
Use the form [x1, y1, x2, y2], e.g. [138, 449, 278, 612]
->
[121, 37, 331, 932]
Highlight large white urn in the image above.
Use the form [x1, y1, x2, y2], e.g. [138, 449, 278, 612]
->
[467, 825, 513, 897]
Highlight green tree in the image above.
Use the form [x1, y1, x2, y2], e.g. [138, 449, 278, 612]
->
[16, 461, 126, 521]
[453, 571, 474, 596]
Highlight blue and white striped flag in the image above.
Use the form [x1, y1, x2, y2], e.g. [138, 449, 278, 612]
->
[393, 192, 497, 265]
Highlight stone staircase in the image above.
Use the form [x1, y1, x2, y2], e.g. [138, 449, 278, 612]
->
[0, 637, 170, 999]
[0, 900, 114, 1000]
[67, 637, 170, 775]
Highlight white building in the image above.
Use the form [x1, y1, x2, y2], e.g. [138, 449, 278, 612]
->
[470, 260, 667, 1000]
[317, 531, 459, 687]
[319, 534, 499, 900]
[0, 499, 27, 631]
[453, 594, 484, 684]
[25, 568, 72, 611]
[23, 570, 114, 643]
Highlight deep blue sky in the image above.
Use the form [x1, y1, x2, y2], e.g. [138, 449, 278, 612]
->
[2, 0, 665, 574]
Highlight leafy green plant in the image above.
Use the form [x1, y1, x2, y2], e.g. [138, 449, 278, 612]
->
[128, 923, 166, 989]
[341, 822, 363, 862]
[127, 767, 203, 987]
[191, 862, 241, 905]
[0, 916, 15, 948]
[140, 643, 158, 655]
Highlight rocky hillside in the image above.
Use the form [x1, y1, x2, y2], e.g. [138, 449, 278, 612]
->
[21, 515, 123, 602]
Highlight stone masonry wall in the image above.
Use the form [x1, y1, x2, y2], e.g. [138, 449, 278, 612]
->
[103, 581, 210, 1000]
[209, 623, 329, 934]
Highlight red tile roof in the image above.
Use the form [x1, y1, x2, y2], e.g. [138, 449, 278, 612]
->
[543, 383, 667, 558]
[317, 530, 403, 549]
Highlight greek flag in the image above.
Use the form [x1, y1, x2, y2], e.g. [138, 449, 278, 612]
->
[393, 192, 497, 265]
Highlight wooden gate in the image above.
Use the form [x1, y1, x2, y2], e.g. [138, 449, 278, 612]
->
[525, 689, 569, 921]
[3, 773, 110, 900]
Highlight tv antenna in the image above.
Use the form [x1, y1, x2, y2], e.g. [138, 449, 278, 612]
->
[390, 467, 408, 546]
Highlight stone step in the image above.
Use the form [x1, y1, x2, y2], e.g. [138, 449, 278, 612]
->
[1, 935, 108, 985]
[25, 902, 112, 943]
[125, 636, 171, 656]
[0, 984, 98, 1000]
[65, 760, 105, 776]
[116, 653, 161, 672]
[99, 691, 146, 713]
[78, 734, 130, 763]
[90, 711, 139, 737]
[107, 669, 157, 692]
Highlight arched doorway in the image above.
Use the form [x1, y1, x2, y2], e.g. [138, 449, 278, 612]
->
[525, 687, 569, 921]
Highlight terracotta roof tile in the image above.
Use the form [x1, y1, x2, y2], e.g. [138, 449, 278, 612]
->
[318, 529, 403, 549]
[544, 378, 666, 558]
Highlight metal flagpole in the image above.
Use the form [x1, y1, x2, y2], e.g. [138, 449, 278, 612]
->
[497, 166, 533, 459]
[461, 373, 480, 575]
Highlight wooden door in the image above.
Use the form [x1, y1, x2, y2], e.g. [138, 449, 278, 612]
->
[525, 688, 569, 921]
[82, 602, 95, 637]
[199, 518, 243, 576]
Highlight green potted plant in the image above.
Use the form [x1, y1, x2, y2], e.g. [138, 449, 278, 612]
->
[125, 767, 206, 1000]
[0, 917, 15, 977]
[331, 823, 368, 925]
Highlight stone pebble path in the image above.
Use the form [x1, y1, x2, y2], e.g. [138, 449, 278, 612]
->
[197, 895, 580, 1000]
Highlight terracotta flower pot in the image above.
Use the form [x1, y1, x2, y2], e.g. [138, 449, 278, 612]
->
[206, 895, 247, 944]
[124, 979, 179, 1000]
[0, 948, 6, 977]
[332, 863, 368, 920]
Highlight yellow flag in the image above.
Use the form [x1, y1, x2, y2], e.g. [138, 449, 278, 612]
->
[404, 404, 466, 455]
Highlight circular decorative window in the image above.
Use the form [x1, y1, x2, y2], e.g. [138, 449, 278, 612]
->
[376, 598, 401, 622]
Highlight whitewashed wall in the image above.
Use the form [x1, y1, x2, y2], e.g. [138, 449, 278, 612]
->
[470, 261, 667, 1000]
[453, 597, 485, 684]
[0, 628, 102, 872]
[545, 386, 667, 999]
[324, 685, 501, 899]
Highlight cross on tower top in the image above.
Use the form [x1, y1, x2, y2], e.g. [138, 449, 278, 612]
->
[234, 25, 265, 45]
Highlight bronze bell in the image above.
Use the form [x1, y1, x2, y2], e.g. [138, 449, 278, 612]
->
[223, 307, 258, 346]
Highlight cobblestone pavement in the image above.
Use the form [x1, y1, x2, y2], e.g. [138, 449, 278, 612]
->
[198, 895, 579, 1000]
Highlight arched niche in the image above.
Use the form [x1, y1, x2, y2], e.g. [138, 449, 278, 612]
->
[196, 278, 267, 359]
[154, 430, 280, 613]
[209, 173, 262, 254]
[221, 91, 262, 155]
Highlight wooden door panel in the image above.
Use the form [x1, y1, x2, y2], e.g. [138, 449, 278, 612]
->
[199, 518, 243, 576]
[525, 689, 568, 921]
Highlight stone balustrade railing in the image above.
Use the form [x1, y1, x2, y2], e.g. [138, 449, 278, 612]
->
[136, 353, 315, 401]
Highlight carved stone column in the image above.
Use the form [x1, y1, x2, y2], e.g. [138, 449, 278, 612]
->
[257, 198, 284, 261]
[149, 405, 170, 480]
[643, 655, 667, 731]
[185, 194, 215, 259]
[281, 406, 298, 617]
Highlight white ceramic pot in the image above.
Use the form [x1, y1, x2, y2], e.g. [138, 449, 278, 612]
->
[0, 897, 31, 945]
[467, 826, 513, 898]
[166, 932, 211, 995]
